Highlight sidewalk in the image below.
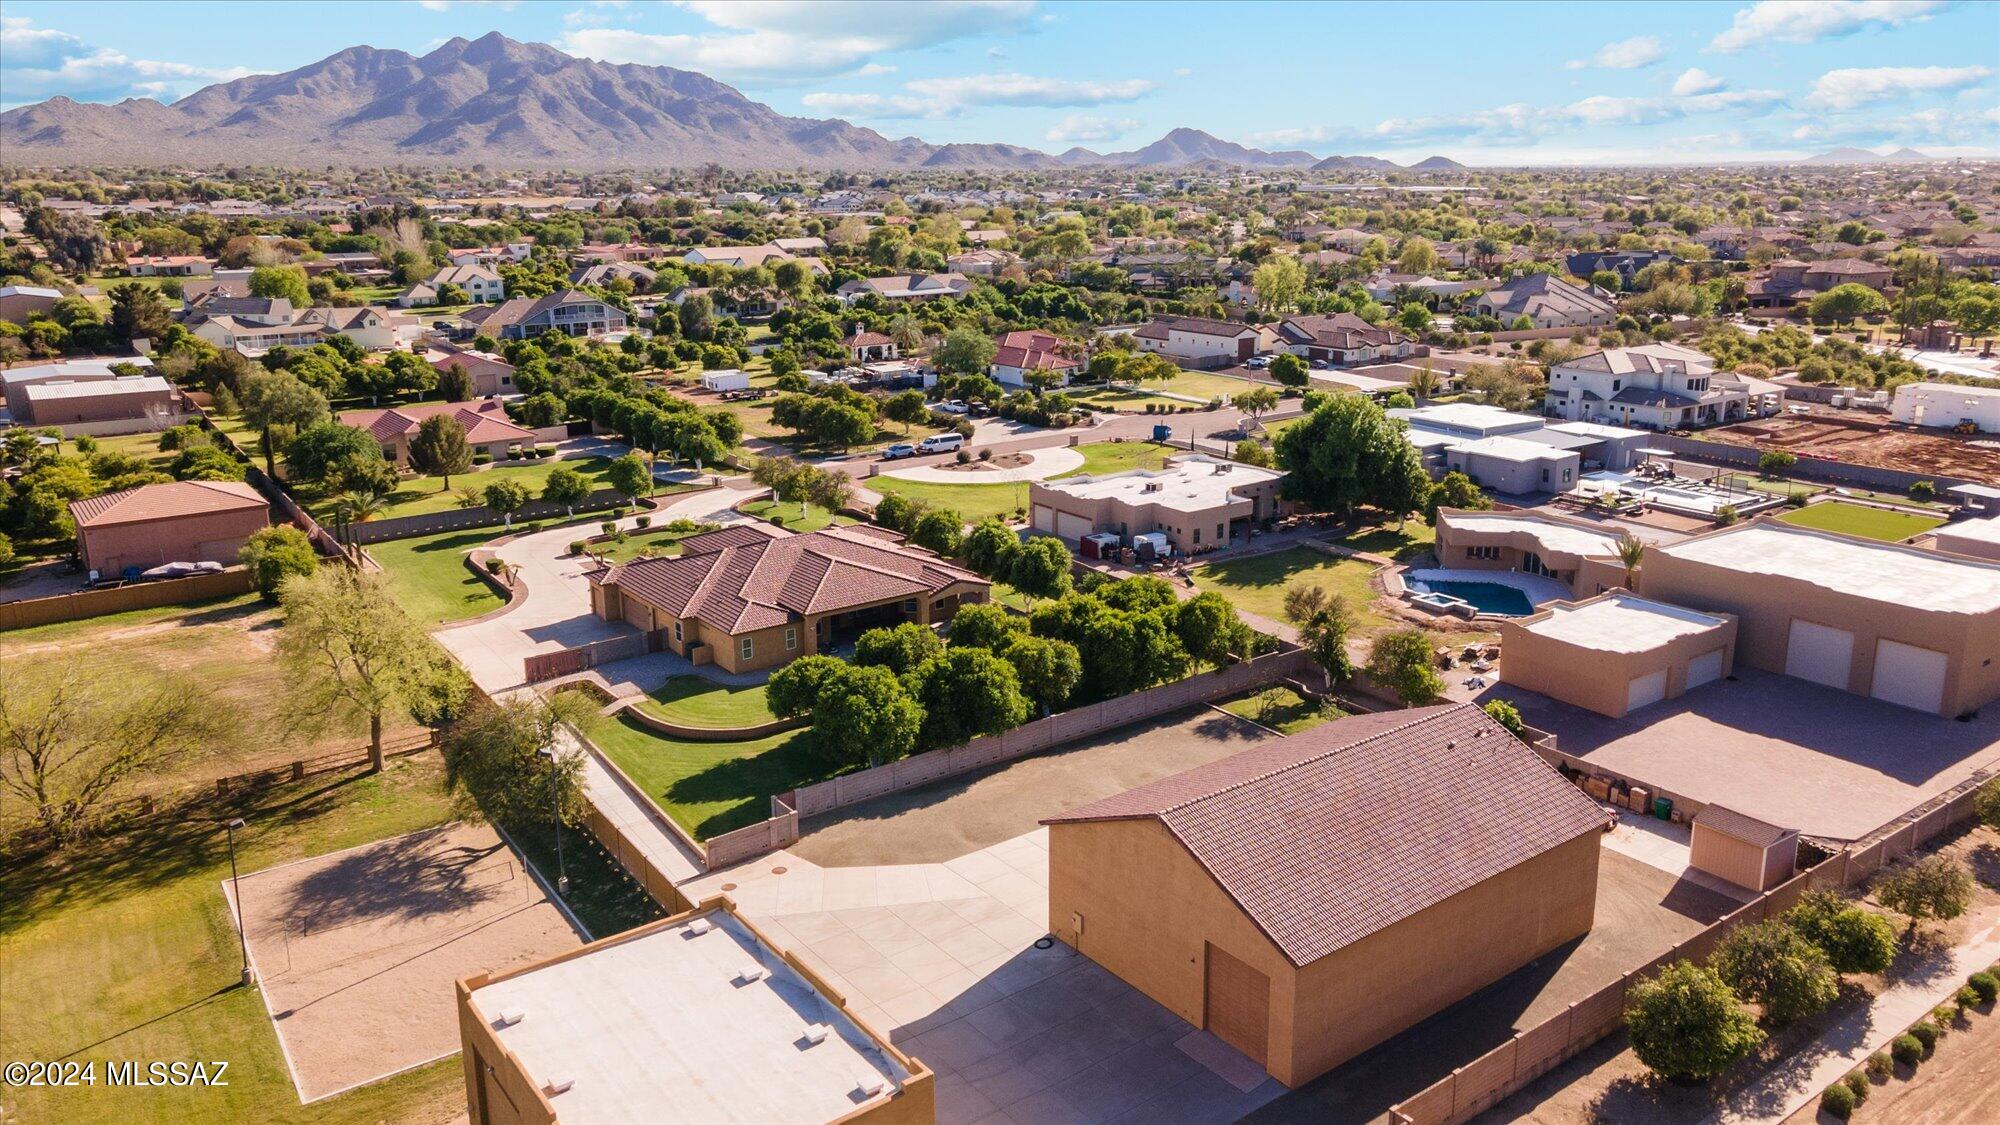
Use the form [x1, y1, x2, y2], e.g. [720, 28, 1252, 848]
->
[1705, 913, 2000, 1124]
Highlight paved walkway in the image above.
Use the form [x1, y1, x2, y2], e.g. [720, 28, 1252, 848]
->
[880, 445, 1084, 483]
[1705, 913, 2000, 1124]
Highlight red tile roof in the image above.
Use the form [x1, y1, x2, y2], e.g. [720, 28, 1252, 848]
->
[70, 479, 268, 527]
[599, 525, 988, 636]
[1044, 703, 1607, 966]
[339, 399, 535, 446]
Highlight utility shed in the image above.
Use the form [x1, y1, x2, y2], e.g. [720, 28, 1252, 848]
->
[1500, 591, 1738, 718]
[1691, 804, 1799, 894]
[1041, 703, 1606, 1087]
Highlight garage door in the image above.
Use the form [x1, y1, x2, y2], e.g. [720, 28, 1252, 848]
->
[1032, 505, 1055, 534]
[1626, 669, 1668, 713]
[1204, 943, 1269, 1067]
[1784, 620, 1854, 691]
[1685, 648, 1725, 690]
[1871, 639, 1947, 714]
[1055, 512, 1094, 541]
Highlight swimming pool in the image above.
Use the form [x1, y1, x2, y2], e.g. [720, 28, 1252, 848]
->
[1410, 579, 1536, 616]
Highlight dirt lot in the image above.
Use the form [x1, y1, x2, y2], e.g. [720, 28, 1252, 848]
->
[1705, 412, 2000, 484]
[1781, 997, 2000, 1125]
[230, 822, 581, 1101]
[789, 707, 1273, 868]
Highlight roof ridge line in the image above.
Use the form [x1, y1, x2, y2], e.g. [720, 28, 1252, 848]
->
[1155, 702, 1473, 816]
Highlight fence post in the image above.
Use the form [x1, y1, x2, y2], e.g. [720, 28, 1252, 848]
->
[292, 760, 306, 781]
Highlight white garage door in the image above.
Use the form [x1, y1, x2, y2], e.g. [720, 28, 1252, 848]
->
[1055, 512, 1094, 541]
[1785, 620, 1854, 691]
[1871, 639, 1947, 714]
[1626, 670, 1668, 713]
[1032, 505, 1056, 534]
[1685, 648, 1725, 690]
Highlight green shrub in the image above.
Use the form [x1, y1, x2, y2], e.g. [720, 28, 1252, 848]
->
[1820, 1083, 1855, 1119]
[1909, 1022, 1938, 1053]
[1956, 985, 1980, 1014]
[473, 452, 492, 464]
[635, 515, 651, 529]
[1933, 1005, 1957, 1027]
[1865, 1050, 1891, 1079]
[1969, 971, 1998, 1004]
[568, 541, 586, 556]
[601, 521, 617, 535]
[1908, 479, 1935, 502]
[1843, 1071, 1869, 1103]
[1891, 1033, 1923, 1066]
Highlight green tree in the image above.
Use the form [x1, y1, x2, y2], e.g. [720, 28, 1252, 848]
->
[906, 647, 1030, 749]
[1174, 591, 1250, 669]
[1252, 255, 1307, 313]
[1275, 393, 1426, 522]
[1483, 699, 1527, 737]
[1875, 856, 1974, 926]
[436, 361, 475, 403]
[1425, 470, 1490, 522]
[241, 371, 329, 476]
[1008, 536, 1073, 603]
[949, 602, 1025, 650]
[1002, 633, 1082, 715]
[1712, 921, 1840, 1026]
[934, 327, 997, 376]
[248, 264, 311, 307]
[541, 464, 592, 517]
[854, 622, 944, 676]
[1783, 891, 1898, 976]
[1367, 629, 1444, 705]
[1807, 283, 1889, 325]
[911, 508, 965, 556]
[606, 451, 652, 501]
[884, 389, 931, 434]
[483, 478, 532, 529]
[1285, 581, 1356, 685]
[873, 491, 922, 533]
[767, 654, 847, 718]
[1625, 962, 1764, 1083]
[439, 692, 594, 828]
[813, 665, 923, 767]
[1758, 449, 1797, 478]
[277, 567, 458, 771]
[239, 525, 317, 601]
[961, 519, 1019, 577]
[285, 421, 379, 485]
[1233, 385, 1280, 419]
[409, 414, 473, 491]
[108, 282, 172, 342]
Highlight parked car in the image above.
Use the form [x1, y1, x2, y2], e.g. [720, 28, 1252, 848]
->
[1245, 356, 1270, 369]
[1310, 359, 1329, 370]
[882, 443, 917, 460]
[917, 433, 967, 454]
[968, 403, 993, 417]
[937, 400, 970, 415]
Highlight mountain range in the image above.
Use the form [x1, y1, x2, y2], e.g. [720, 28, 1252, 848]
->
[1800, 146, 1942, 165]
[0, 33, 1460, 173]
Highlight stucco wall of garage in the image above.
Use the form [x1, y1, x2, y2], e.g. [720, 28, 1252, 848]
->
[77, 507, 271, 576]
[1499, 605, 1737, 719]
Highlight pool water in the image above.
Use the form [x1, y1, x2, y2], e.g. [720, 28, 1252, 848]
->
[1413, 580, 1536, 616]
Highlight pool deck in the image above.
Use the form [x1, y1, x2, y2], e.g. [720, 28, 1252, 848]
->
[1405, 567, 1573, 613]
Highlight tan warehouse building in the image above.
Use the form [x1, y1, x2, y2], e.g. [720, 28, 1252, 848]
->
[1643, 520, 2000, 717]
[457, 899, 932, 1124]
[1042, 704, 1605, 1087]
[69, 479, 270, 578]
[1501, 592, 1738, 718]
[1433, 508, 1631, 599]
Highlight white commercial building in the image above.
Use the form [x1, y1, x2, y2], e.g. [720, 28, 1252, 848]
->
[1892, 382, 2000, 433]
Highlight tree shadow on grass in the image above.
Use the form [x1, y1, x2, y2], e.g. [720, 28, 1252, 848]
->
[660, 731, 839, 840]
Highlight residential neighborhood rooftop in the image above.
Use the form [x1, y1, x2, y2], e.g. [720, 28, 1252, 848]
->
[1523, 592, 1728, 654]
[1655, 519, 2000, 614]
[1034, 455, 1281, 512]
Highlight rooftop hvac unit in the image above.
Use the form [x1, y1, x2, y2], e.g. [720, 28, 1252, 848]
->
[495, 1009, 525, 1029]
[736, 963, 768, 985]
[543, 1077, 574, 1097]
[854, 1075, 888, 1098]
[686, 917, 713, 936]
[801, 1023, 832, 1047]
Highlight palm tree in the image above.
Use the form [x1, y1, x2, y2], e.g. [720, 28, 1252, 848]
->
[1616, 536, 1646, 589]
[332, 489, 387, 552]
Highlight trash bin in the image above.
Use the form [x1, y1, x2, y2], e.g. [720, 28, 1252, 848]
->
[1151, 423, 1173, 443]
[1652, 796, 1673, 821]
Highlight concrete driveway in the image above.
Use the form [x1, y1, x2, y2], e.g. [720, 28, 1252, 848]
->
[433, 481, 760, 691]
[682, 830, 1286, 1124]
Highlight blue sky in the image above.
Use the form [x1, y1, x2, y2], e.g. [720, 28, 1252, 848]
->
[2, 0, 1995, 163]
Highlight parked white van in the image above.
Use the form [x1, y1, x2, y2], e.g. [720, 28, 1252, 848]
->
[917, 433, 966, 454]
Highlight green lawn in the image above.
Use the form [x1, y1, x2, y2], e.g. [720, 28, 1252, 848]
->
[366, 528, 506, 625]
[1052, 440, 1178, 478]
[870, 476, 1030, 524]
[1066, 384, 1183, 410]
[1776, 500, 1945, 542]
[583, 714, 841, 840]
[586, 525, 702, 565]
[306, 455, 620, 522]
[636, 675, 778, 729]
[1154, 370, 1264, 402]
[989, 579, 1034, 611]
[1218, 685, 1348, 735]
[739, 499, 859, 534]
[1193, 546, 1389, 629]
[1335, 520, 1437, 562]
[0, 759, 468, 1125]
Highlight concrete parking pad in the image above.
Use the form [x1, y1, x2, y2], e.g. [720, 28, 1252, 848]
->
[226, 823, 582, 1101]
[1480, 668, 2000, 840]
[683, 830, 1286, 1123]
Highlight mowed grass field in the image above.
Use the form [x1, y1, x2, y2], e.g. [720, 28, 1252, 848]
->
[0, 595, 424, 827]
[870, 476, 1030, 524]
[1776, 500, 1946, 542]
[1051, 440, 1178, 478]
[1193, 546, 1389, 629]
[365, 529, 506, 625]
[304, 455, 622, 522]
[0, 758, 467, 1125]
[584, 713, 841, 840]
[635, 675, 778, 729]
[738, 498, 858, 533]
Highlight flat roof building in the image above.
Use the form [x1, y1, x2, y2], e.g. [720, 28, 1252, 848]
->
[1434, 509, 1631, 600]
[1042, 704, 1604, 1087]
[1501, 592, 1738, 718]
[457, 899, 931, 1125]
[17, 375, 179, 429]
[1440, 435, 1580, 496]
[1028, 454, 1282, 555]
[1932, 515, 2000, 562]
[1643, 520, 2000, 717]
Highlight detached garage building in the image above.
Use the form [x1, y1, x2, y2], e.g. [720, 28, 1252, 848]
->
[1042, 704, 1605, 1087]
[70, 479, 270, 578]
[1644, 520, 2000, 718]
[1500, 592, 1737, 718]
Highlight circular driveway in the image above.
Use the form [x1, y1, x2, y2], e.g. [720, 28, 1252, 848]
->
[878, 445, 1084, 483]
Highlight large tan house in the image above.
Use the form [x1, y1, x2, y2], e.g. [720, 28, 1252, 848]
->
[588, 525, 989, 674]
[1043, 704, 1605, 1087]
[70, 479, 269, 578]
[1642, 520, 2000, 717]
[1433, 509, 1631, 599]
[1029, 455, 1282, 554]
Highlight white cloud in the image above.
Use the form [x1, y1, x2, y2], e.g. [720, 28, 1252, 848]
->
[1246, 125, 1330, 146]
[1046, 114, 1140, 143]
[800, 91, 934, 118]
[1710, 0, 1945, 52]
[558, 1, 1036, 84]
[1172, 67, 1194, 78]
[1804, 65, 1991, 110]
[1564, 35, 1666, 70]
[0, 17, 254, 105]
[1672, 67, 1727, 96]
[416, 0, 523, 10]
[804, 71, 1153, 121]
[1343, 87, 1785, 147]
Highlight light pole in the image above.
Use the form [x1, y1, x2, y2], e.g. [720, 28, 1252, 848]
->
[536, 748, 570, 898]
[225, 817, 254, 988]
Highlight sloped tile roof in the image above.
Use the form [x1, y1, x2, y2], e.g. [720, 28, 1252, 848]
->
[70, 479, 267, 527]
[1044, 703, 1607, 966]
[339, 400, 535, 445]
